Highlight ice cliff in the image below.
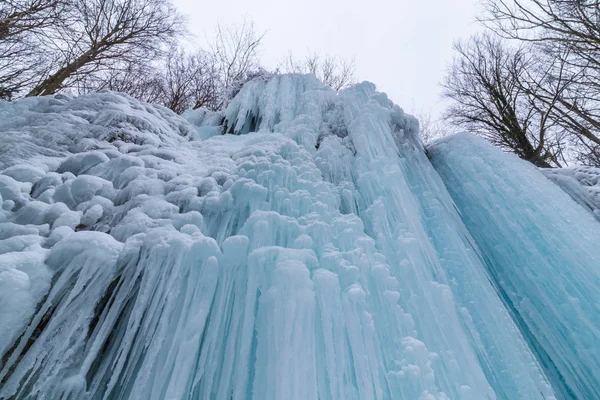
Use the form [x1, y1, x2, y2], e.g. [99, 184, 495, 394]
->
[0, 74, 598, 399]
[429, 135, 600, 399]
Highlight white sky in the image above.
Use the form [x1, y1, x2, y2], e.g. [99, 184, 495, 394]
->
[174, 0, 481, 117]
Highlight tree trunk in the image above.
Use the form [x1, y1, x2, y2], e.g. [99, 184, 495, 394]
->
[557, 98, 600, 146]
[26, 48, 96, 97]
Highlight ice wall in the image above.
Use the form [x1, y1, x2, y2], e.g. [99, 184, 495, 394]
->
[0, 75, 563, 399]
[429, 133, 600, 399]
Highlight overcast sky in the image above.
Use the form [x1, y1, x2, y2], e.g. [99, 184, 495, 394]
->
[174, 0, 481, 117]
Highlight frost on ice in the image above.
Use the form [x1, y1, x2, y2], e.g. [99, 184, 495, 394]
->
[0, 74, 595, 399]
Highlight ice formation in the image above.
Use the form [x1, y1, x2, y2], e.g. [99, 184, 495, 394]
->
[542, 166, 600, 222]
[429, 134, 600, 399]
[0, 74, 596, 399]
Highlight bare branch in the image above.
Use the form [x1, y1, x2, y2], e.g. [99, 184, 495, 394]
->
[210, 19, 264, 91]
[480, 0, 600, 165]
[443, 33, 566, 167]
[282, 51, 356, 91]
[26, 0, 185, 97]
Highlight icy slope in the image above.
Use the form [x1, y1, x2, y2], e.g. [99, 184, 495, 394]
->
[0, 75, 558, 399]
[429, 133, 600, 400]
[0, 92, 193, 171]
[542, 166, 600, 222]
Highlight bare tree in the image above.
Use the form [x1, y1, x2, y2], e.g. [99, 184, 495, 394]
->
[0, 0, 64, 40]
[188, 51, 221, 111]
[1, 3, 266, 113]
[158, 47, 221, 113]
[26, 0, 185, 97]
[283, 52, 356, 91]
[88, 46, 222, 114]
[158, 47, 197, 114]
[481, 0, 600, 165]
[0, 0, 65, 99]
[87, 61, 166, 104]
[443, 34, 569, 167]
[0, 34, 36, 99]
[414, 110, 449, 145]
[210, 19, 264, 92]
[482, 0, 600, 69]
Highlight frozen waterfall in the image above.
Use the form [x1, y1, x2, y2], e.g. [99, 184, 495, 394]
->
[0, 74, 598, 399]
[429, 134, 600, 399]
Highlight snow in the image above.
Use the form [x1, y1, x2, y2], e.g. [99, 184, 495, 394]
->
[542, 166, 600, 221]
[0, 73, 592, 399]
[0, 91, 193, 171]
[429, 133, 600, 399]
[182, 107, 224, 140]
